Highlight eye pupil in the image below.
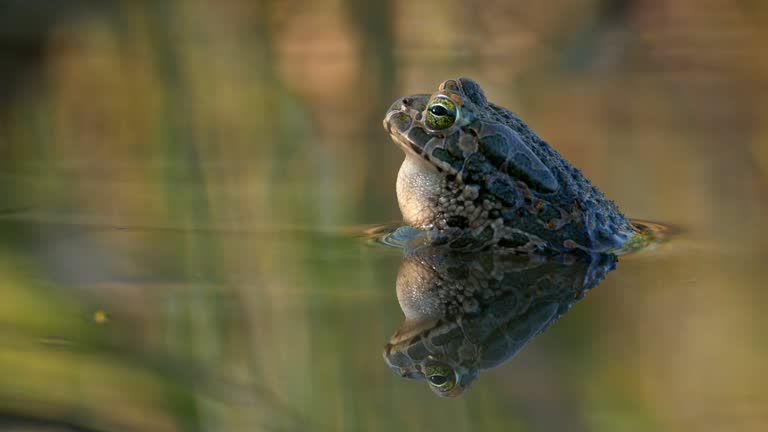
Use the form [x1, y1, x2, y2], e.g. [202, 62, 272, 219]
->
[429, 105, 450, 116]
[429, 375, 447, 385]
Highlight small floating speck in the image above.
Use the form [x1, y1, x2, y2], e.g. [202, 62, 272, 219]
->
[94, 310, 110, 324]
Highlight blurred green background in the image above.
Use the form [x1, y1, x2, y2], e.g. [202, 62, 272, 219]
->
[0, 0, 767, 431]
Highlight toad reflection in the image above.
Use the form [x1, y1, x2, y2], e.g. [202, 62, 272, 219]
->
[383, 248, 617, 397]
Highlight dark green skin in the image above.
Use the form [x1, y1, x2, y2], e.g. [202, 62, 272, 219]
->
[383, 247, 617, 397]
[384, 78, 636, 253]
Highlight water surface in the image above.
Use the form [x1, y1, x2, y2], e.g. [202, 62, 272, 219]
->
[1, 1, 767, 431]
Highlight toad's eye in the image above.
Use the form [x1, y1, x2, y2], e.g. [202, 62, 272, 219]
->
[425, 97, 458, 130]
[424, 362, 457, 393]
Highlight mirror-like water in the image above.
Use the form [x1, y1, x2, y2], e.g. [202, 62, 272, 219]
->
[383, 247, 619, 398]
[1, 1, 767, 431]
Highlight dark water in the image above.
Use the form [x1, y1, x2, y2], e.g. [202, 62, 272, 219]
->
[1, 1, 768, 431]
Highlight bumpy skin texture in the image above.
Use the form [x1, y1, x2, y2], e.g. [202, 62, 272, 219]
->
[383, 247, 617, 397]
[384, 78, 636, 253]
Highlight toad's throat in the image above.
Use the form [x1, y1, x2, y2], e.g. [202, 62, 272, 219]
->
[396, 154, 445, 229]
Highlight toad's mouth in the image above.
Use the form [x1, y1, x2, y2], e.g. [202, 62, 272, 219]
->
[383, 94, 431, 155]
[385, 128, 420, 157]
[385, 110, 453, 161]
[384, 111, 427, 156]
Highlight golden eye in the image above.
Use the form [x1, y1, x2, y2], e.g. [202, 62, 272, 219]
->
[424, 363, 457, 393]
[425, 97, 458, 130]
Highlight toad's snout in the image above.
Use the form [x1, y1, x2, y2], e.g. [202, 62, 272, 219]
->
[383, 94, 430, 134]
[384, 110, 413, 135]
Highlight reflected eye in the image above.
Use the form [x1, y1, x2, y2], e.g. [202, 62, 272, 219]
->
[425, 97, 458, 130]
[424, 363, 457, 393]
[428, 375, 448, 385]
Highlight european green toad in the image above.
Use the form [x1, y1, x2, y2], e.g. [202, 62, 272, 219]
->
[383, 78, 638, 253]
